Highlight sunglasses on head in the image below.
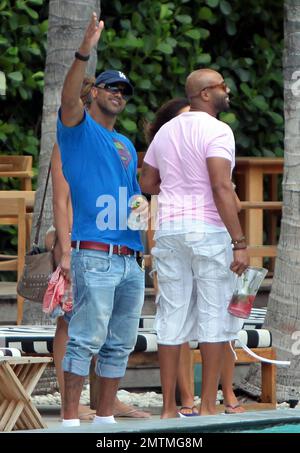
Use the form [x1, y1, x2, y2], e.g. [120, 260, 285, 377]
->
[95, 83, 131, 100]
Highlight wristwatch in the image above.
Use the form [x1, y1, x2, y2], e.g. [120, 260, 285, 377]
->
[74, 51, 90, 61]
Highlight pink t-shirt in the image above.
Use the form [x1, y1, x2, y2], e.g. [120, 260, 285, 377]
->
[144, 111, 235, 228]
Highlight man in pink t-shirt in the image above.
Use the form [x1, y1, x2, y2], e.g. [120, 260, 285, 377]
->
[140, 68, 249, 418]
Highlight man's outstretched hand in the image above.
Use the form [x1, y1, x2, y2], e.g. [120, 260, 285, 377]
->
[79, 12, 104, 55]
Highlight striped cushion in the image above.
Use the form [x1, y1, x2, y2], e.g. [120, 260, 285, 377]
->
[134, 329, 272, 352]
[0, 347, 22, 357]
[0, 326, 55, 354]
[0, 324, 271, 355]
[242, 308, 267, 329]
[236, 329, 271, 349]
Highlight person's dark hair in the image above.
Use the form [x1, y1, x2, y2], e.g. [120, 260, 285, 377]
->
[145, 97, 190, 144]
[80, 75, 96, 108]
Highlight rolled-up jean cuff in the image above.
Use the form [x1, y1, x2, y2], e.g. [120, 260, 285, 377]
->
[96, 362, 126, 378]
[62, 357, 89, 377]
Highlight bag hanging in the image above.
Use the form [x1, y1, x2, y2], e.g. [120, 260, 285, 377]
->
[17, 164, 55, 303]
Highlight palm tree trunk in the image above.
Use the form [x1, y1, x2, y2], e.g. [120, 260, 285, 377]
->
[23, 0, 101, 324]
[240, 0, 300, 402]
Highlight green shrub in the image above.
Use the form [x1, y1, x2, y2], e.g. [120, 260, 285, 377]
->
[0, 0, 283, 264]
[98, 0, 283, 156]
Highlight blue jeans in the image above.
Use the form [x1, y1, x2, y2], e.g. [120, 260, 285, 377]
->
[62, 248, 145, 378]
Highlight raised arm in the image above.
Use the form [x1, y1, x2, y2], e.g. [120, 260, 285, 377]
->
[60, 12, 104, 127]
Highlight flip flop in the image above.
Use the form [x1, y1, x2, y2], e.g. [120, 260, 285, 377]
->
[224, 403, 245, 414]
[178, 406, 199, 417]
[114, 408, 151, 418]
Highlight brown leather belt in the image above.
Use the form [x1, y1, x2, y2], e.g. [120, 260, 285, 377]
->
[71, 240, 138, 256]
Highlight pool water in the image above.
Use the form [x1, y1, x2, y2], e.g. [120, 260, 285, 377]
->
[242, 423, 300, 433]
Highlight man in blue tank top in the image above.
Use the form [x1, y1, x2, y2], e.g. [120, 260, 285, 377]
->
[56, 12, 147, 427]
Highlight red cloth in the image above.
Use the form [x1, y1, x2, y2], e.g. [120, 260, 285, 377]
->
[43, 266, 73, 314]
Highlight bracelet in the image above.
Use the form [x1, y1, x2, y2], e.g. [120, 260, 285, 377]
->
[231, 236, 246, 245]
[74, 51, 90, 61]
[233, 245, 247, 251]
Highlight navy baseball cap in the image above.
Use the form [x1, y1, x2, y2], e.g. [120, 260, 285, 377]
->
[95, 70, 133, 96]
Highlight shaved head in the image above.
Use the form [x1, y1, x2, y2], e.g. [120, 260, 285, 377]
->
[185, 69, 223, 99]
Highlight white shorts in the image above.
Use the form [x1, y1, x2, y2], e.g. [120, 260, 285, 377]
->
[152, 232, 243, 345]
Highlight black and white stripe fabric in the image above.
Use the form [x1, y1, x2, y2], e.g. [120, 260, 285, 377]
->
[0, 326, 55, 354]
[0, 347, 22, 357]
[138, 316, 156, 329]
[236, 329, 271, 349]
[242, 308, 267, 330]
[134, 329, 272, 352]
[0, 325, 271, 354]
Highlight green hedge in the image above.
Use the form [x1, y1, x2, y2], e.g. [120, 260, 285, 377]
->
[0, 0, 283, 166]
[98, 0, 283, 156]
[0, 0, 48, 190]
[0, 0, 47, 262]
[0, 0, 283, 259]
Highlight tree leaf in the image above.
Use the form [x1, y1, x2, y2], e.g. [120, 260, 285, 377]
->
[31, 71, 44, 79]
[160, 4, 172, 20]
[226, 20, 237, 36]
[267, 111, 284, 126]
[176, 15, 192, 24]
[125, 104, 137, 114]
[206, 0, 219, 7]
[120, 118, 137, 132]
[220, 0, 232, 15]
[23, 5, 39, 19]
[138, 79, 151, 90]
[19, 86, 28, 99]
[196, 53, 211, 64]
[240, 82, 252, 97]
[184, 29, 201, 40]
[27, 0, 43, 4]
[199, 7, 214, 20]
[107, 57, 122, 69]
[8, 71, 23, 82]
[219, 112, 237, 125]
[156, 42, 173, 54]
[234, 67, 250, 82]
[199, 27, 210, 39]
[39, 19, 48, 34]
[252, 95, 269, 111]
[262, 149, 275, 157]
